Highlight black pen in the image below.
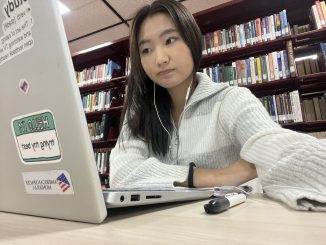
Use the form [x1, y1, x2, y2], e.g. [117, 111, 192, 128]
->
[204, 193, 246, 214]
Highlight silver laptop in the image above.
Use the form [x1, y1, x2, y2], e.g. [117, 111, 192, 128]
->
[0, 0, 213, 223]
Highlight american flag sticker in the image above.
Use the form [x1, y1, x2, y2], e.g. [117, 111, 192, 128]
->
[22, 170, 74, 195]
[56, 173, 71, 192]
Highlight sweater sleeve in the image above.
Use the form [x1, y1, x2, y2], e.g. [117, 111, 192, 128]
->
[109, 124, 189, 188]
[219, 87, 326, 211]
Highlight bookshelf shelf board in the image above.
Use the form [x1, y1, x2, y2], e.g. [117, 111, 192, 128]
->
[241, 77, 298, 97]
[79, 76, 127, 95]
[72, 37, 129, 71]
[85, 106, 124, 122]
[282, 121, 326, 132]
[298, 72, 326, 83]
[299, 72, 326, 96]
[194, 0, 314, 34]
[292, 28, 326, 47]
[92, 139, 117, 149]
[200, 36, 290, 67]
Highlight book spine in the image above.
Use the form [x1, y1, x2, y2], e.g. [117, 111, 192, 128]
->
[316, 0, 326, 27]
[321, 1, 326, 23]
[312, 4, 322, 29]
[286, 40, 296, 77]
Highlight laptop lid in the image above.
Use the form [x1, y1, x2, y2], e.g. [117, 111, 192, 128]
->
[0, 0, 106, 223]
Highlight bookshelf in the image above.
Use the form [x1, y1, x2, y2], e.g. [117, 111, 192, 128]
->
[71, 0, 326, 186]
[79, 76, 127, 95]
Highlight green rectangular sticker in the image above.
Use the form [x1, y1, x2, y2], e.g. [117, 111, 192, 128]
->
[12, 110, 62, 164]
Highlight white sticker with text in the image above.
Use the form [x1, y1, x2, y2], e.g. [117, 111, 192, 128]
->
[11, 110, 62, 164]
[1, 0, 34, 66]
[22, 170, 74, 195]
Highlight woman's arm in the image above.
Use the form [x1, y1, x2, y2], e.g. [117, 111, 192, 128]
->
[219, 87, 326, 211]
[174, 159, 257, 188]
[109, 125, 189, 188]
[193, 159, 257, 188]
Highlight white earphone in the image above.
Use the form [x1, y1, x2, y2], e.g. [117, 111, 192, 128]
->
[153, 82, 173, 149]
[153, 78, 194, 154]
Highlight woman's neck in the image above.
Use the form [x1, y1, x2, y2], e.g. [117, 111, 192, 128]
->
[169, 78, 197, 127]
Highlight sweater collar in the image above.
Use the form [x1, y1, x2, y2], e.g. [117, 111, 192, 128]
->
[186, 72, 229, 106]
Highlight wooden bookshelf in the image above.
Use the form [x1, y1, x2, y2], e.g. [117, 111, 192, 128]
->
[240, 77, 298, 97]
[72, 37, 129, 71]
[299, 72, 326, 96]
[92, 139, 117, 149]
[79, 76, 127, 95]
[200, 36, 291, 68]
[194, 0, 315, 33]
[282, 120, 326, 132]
[85, 106, 124, 122]
[292, 28, 326, 46]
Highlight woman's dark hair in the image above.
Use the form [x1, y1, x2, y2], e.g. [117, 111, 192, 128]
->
[121, 0, 202, 156]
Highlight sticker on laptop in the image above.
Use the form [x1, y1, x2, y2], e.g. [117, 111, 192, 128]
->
[19, 78, 30, 94]
[11, 110, 62, 164]
[0, 0, 34, 66]
[22, 170, 74, 195]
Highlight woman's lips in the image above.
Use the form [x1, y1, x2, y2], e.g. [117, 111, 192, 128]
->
[157, 69, 174, 76]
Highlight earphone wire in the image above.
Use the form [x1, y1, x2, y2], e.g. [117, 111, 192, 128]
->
[184, 78, 193, 108]
[153, 82, 172, 149]
[153, 78, 194, 162]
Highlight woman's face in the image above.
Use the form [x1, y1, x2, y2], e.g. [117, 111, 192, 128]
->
[138, 13, 194, 91]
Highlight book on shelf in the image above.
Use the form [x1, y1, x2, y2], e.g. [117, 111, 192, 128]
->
[201, 9, 290, 56]
[309, 0, 326, 30]
[94, 149, 110, 175]
[302, 95, 326, 121]
[75, 59, 122, 87]
[292, 24, 311, 35]
[87, 114, 119, 142]
[202, 49, 292, 86]
[295, 42, 325, 76]
[259, 90, 303, 124]
[320, 42, 326, 68]
[82, 89, 115, 113]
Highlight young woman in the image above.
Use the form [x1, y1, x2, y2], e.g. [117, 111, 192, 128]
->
[110, 0, 326, 211]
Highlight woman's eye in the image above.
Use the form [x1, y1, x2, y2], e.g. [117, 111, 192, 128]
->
[166, 37, 177, 45]
[141, 48, 151, 54]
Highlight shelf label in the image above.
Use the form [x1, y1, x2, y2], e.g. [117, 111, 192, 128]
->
[0, 0, 34, 66]
[11, 110, 62, 164]
[22, 170, 74, 195]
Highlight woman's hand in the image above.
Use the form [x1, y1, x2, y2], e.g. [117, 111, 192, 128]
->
[193, 159, 257, 188]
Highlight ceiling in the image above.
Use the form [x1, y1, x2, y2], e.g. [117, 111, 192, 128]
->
[60, 0, 231, 55]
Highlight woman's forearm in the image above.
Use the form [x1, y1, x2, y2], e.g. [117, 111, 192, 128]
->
[193, 159, 257, 188]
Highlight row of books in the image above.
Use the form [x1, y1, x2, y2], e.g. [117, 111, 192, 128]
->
[296, 42, 326, 76]
[75, 59, 122, 87]
[202, 49, 294, 86]
[296, 58, 321, 76]
[87, 114, 119, 141]
[94, 150, 110, 175]
[310, 0, 326, 30]
[82, 89, 115, 113]
[302, 95, 326, 121]
[259, 90, 303, 124]
[292, 24, 311, 35]
[202, 9, 290, 55]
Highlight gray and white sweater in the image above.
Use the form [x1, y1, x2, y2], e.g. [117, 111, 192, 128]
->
[110, 72, 326, 211]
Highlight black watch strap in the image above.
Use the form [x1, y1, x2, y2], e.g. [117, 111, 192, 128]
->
[188, 162, 196, 188]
